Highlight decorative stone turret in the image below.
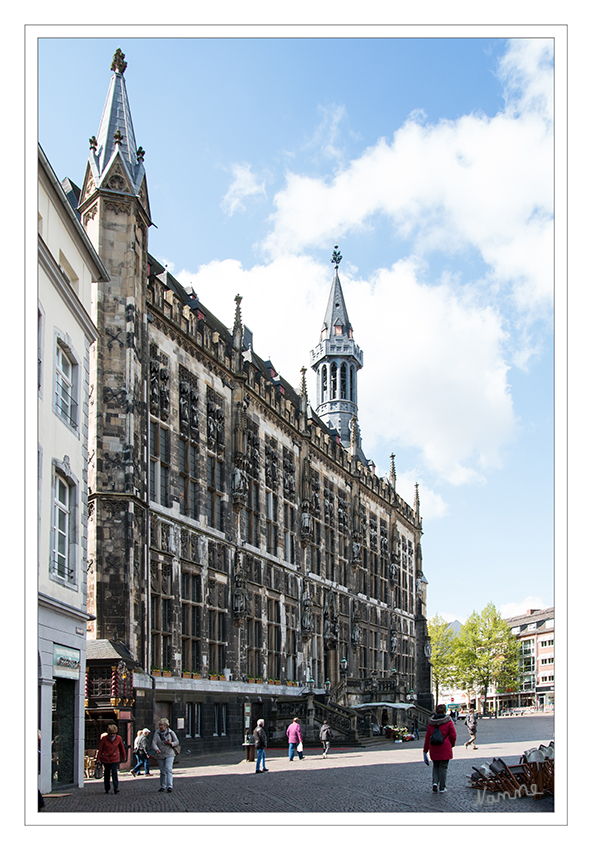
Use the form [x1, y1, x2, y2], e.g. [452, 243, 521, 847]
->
[310, 246, 364, 449]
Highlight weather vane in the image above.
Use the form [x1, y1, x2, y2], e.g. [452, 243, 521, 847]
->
[331, 244, 342, 267]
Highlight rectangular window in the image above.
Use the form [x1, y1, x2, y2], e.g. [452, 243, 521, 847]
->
[213, 704, 227, 736]
[52, 474, 74, 581]
[55, 342, 77, 427]
[150, 421, 170, 506]
[186, 702, 201, 737]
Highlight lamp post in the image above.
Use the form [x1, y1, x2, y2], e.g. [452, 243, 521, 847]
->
[308, 676, 315, 694]
[324, 678, 331, 695]
[340, 657, 348, 678]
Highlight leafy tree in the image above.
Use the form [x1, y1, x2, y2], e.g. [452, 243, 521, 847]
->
[428, 614, 457, 707]
[453, 602, 519, 713]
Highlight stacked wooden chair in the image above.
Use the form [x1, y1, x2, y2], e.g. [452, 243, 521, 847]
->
[467, 742, 554, 799]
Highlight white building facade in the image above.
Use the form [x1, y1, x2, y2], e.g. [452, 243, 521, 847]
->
[37, 145, 108, 792]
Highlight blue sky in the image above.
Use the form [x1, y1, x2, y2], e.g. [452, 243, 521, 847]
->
[37, 35, 555, 624]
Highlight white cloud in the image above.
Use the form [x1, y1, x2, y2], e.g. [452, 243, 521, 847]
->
[221, 163, 267, 216]
[174, 253, 514, 488]
[259, 39, 553, 328]
[499, 596, 549, 619]
[169, 39, 552, 495]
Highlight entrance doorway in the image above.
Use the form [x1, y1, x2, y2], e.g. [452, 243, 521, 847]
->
[51, 678, 75, 786]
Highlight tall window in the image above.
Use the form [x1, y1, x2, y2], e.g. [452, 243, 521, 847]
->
[285, 603, 297, 682]
[150, 421, 170, 506]
[55, 341, 77, 427]
[186, 702, 201, 737]
[181, 570, 202, 674]
[206, 455, 225, 531]
[150, 562, 173, 672]
[208, 583, 227, 674]
[330, 362, 337, 399]
[267, 598, 282, 680]
[265, 491, 278, 555]
[52, 473, 74, 582]
[213, 704, 227, 736]
[247, 594, 262, 678]
[179, 437, 199, 520]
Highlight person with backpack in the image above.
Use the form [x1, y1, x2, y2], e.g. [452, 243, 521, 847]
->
[130, 728, 152, 776]
[423, 704, 457, 793]
[464, 711, 478, 749]
[319, 722, 333, 758]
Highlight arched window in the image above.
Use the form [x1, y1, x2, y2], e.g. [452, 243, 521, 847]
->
[321, 365, 327, 402]
[340, 364, 347, 399]
[330, 363, 337, 399]
[350, 366, 356, 402]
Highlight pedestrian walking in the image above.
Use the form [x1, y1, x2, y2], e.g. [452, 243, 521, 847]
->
[319, 722, 333, 757]
[464, 711, 478, 749]
[423, 704, 457, 793]
[152, 718, 180, 792]
[130, 728, 152, 776]
[412, 717, 419, 740]
[97, 724, 126, 794]
[286, 717, 304, 761]
[254, 719, 269, 773]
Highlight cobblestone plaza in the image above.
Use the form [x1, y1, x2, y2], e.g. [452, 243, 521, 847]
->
[37, 715, 558, 820]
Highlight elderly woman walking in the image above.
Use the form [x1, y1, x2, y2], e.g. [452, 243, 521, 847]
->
[131, 728, 152, 776]
[152, 718, 180, 793]
[286, 717, 304, 761]
[97, 724, 126, 794]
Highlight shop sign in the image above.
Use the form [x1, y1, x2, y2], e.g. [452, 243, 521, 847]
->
[53, 644, 81, 680]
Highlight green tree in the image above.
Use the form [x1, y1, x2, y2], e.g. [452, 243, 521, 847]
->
[454, 602, 519, 713]
[428, 614, 457, 707]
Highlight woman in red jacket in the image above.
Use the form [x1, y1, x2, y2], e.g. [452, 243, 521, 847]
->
[97, 724, 127, 794]
[423, 704, 457, 793]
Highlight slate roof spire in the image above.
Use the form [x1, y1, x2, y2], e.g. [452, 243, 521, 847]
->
[86, 48, 146, 196]
[321, 245, 353, 341]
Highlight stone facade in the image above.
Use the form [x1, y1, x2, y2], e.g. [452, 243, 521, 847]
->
[79, 51, 432, 753]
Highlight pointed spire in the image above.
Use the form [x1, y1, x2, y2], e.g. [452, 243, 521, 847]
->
[390, 454, 397, 490]
[414, 483, 421, 518]
[322, 244, 352, 341]
[233, 293, 243, 345]
[299, 366, 308, 406]
[87, 49, 146, 195]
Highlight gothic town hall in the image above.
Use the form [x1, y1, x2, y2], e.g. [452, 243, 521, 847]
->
[39, 50, 433, 778]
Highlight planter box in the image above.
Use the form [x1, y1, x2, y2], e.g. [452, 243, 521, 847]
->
[219, 675, 226, 681]
[162, 671, 172, 678]
[182, 673, 192, 679]
[248, 678, 255, 683]
[209, 675, 218, 681]
[192, 673, 201, 679]
[152, 670, 161, 677]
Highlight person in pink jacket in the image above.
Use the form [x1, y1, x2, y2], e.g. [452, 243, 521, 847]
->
[286, 717, 304, 761]
[423, 704, 457, 793]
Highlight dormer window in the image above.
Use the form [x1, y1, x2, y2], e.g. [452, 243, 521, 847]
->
[334, 324, 343, 335]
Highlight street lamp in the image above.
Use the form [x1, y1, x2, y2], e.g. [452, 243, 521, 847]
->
[340, 657, 348, 677]
[324, 678, 331, 695]
[308, 676, 315, 693]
